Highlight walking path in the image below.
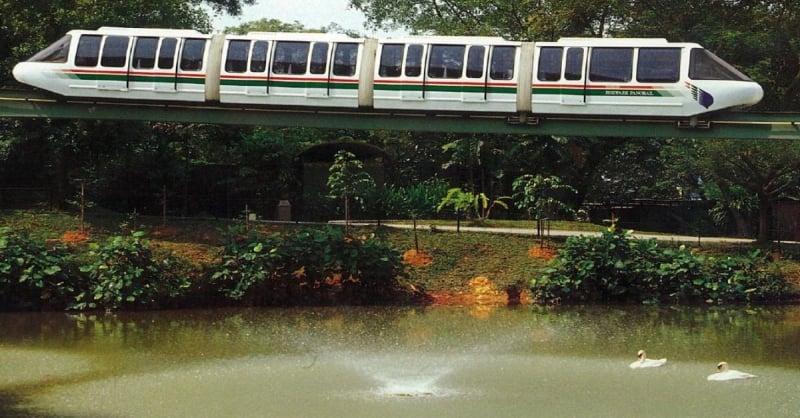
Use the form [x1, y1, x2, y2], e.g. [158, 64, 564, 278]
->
[355, 222, 757, 245]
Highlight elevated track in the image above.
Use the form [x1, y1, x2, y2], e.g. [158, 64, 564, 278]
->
[1, 89, 798, 139]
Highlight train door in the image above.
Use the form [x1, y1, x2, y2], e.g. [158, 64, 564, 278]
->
[130, 37, 178, 95]
[176, 38, 207, 100]
[487, 45, 518, 112]
[425, 44, 466, 110]
[96, 35, 130, 92]
[72, 34, 102, 91]
[271, 41, 310, 102]
[463, 45, 487, 103]
[562, 46, 586, 105]
[155, 38, 179, 92]
[402, 44, 424, 101]
[247, 41, 269, 96]
[329, 42, 360, 103]
[374, 43, 404, 104]
[306, 42, 330, 98]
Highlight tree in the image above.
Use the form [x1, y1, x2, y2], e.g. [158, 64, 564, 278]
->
[692, 139, 800, 241]
[327, 149, 376, 235]
[205, 0, 256, 15]
[512, 174, 577, 245]
[224, 18, 317, 34]
[350, 0, 628, 39]
[512, 174, 577, 220]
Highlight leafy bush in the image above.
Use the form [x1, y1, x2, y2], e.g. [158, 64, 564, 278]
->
[75, 231, 189, 310]
[212, 226, 405, 305]
[381, 178, 450, 219]
[0, 227, 76, 310]
[532, 226, 790, 304]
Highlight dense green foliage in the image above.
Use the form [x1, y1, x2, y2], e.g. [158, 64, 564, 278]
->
[1, 221, 408, 310]
[380, 178, 449, 220]
[0, 210, 796, 311]
[0, 227, 75, 310]
[75, 232, 189, 311]
[532, 227, 790, 304]
[212, 227, 406, 305]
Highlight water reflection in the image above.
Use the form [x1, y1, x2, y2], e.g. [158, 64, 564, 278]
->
[1, 305, 799, 417]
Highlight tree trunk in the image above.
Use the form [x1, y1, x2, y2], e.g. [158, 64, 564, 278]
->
[732, 209, 751, 238]
[757, 195, 772, 242]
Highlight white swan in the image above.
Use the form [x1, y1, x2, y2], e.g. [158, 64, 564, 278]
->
[629, 349, 667, 369]
[707, 361, 756, 381]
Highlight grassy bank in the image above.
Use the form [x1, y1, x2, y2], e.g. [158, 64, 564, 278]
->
[2, 209, 799, 305]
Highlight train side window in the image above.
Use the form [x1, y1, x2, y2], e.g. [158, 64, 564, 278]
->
[180, 39, 206, 71]
[378, 44, 403, 77]
[273, 41, 309, 75]
[333, 43, 357, 76]
[250, 41, 268, 73]
[590, 47, 633, 82]
[490, 46, 515, 80]
[100, 36, 129, 68]
[537, 47, 563, 81]
[75, 35, 101, 67]
[28, 35, 71, 63]
[225, 40, 250, 73]
[466, 46, 485, 78]
[158, 38, 177, 69]
[404, 44, 423, 77]
[310, 43, 329, 74]
[564, 47, 583, 80]
[637, 48, 680, 83]
[132, 37, 158, 69]
[689, 48, 751, 81]
[429, 45, 465, 79]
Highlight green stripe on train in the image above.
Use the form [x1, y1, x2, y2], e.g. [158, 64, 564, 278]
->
[532, 87, 677, 97]
[220, 79, 358, 90]
[67, 73, 205, 85]
[374, 83, 516, 94]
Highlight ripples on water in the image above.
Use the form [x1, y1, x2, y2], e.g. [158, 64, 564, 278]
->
[1, 305, 799, 417]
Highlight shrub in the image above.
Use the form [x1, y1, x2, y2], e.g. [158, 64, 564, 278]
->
[75, 231, 189, 310]
[532, 226, 790, 304]
[212, 226, 405, 305]
[0, 227, 76, 310]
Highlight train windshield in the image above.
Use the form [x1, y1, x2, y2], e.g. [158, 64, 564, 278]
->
[27, 35, 71, 63]
[689, 48, 752, 81]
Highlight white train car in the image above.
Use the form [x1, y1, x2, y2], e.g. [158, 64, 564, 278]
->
[530, 37, 763, 117]
[13, 27, 219, 103]
[218, 32, 370, 108]
[13, 27, 764, 119]
[372, 36, 527, 114]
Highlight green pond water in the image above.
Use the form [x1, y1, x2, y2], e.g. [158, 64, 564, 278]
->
[1, 304, 799, 417]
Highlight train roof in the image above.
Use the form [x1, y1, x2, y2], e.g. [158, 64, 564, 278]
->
[235, 32, 362, 41]
[377, 35, 520, 45]
[543, 37, 701, 47]
[89, 27, 206, 37]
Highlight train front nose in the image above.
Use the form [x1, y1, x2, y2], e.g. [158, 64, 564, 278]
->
[12, 62, 30, 85]
[744, 81, 764, 106]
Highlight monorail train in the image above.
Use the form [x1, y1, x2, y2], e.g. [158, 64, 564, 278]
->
[12, 27, 764, 119]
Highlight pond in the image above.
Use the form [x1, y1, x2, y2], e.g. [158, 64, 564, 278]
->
[1, 304, 799, 417]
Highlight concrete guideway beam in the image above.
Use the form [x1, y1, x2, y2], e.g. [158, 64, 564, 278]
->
[1, 90, 798, 140]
